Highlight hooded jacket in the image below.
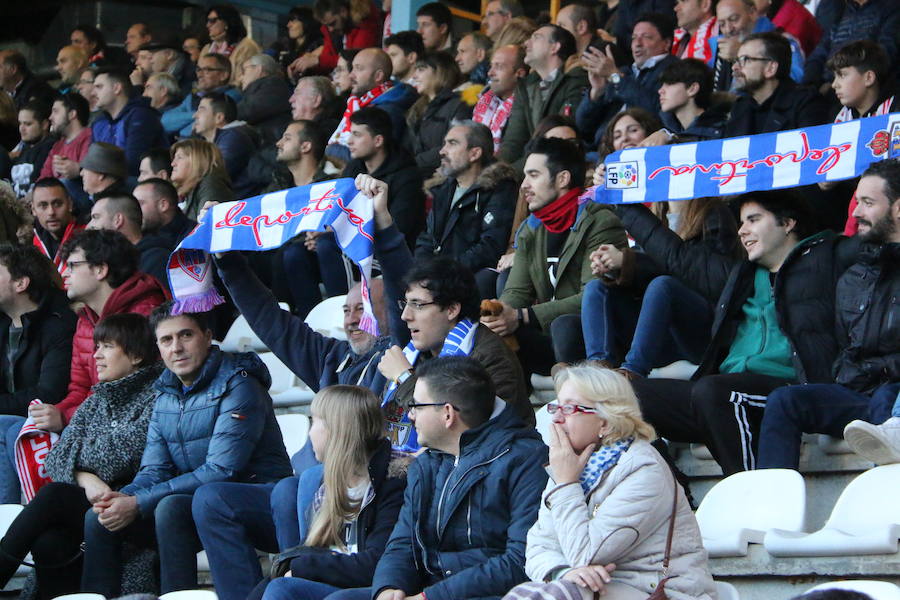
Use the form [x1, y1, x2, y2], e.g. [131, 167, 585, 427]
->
[0, 287, 77, 415]
[277, 439, 410, 588]
[832, 243, 900, 393]
[370, 83, 418, 151]
[371, 401, 549, 600]
[526, 440, 715, 600]
[407, 89, 472, 179]
[615, 203, 861, 383]
[343, 147, 426, 248]
[56, 271, 168, 424]
[91, 95, 169, 176]
[121, 349, 292, 515]
[415, 162, 518, 272]
[501, 202, 627, 329]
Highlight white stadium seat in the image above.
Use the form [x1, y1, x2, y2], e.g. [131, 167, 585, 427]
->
[696, 469, 805, 557]
[765, 464, 900, 556]
[0, 504, 31, 584]
[304, 295, 347, 340]
[258, 352, 315, 407]
[276, 413, 311, 459]
[160, 590, 218, 600]
[806, 580, 900, 600]
[715, 581, 741, 600]
[220, 302, 291, 353]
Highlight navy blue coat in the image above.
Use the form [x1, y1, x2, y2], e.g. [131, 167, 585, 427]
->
[371, 402, 548, 600]
[91, 95, 168, 176]
[121, 349, 292, 515]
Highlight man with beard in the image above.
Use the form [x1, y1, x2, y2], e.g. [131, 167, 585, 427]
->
[414, 120, 517, 298]
[40, 94, 93, 183]
[724, 32, 826, 136]
[10, 101, 55, 198]
[759, 159, 900, 469]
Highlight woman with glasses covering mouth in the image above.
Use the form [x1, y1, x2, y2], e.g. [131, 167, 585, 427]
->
[506, 365, 715, 600]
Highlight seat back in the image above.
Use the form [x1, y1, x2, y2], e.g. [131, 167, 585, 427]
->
[51, 594, 106, 600]
[220, 303, 291, 353]
[696, 469, 806, 538]
[825, 464, 900, 534]
[259, 352, 298, 395]
[808, 580, 900, 600]
[0, 504, 23, 533]
[276, 413, 311, 460]
[304, 295, 347, 340]
[714, 581, 740, 600]
[535, 404, 553, 446]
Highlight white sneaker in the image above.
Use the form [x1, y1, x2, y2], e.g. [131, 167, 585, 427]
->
[844, 417, 900, 465]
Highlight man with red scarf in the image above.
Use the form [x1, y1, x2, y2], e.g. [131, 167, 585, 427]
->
[31, 179, 84, 276]
[672, 0, 718, 61]
[326, 48, 417, 164]
[482, 138, 626, 377]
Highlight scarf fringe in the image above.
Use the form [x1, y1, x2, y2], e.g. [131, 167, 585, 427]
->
[171, 288, 225, 315]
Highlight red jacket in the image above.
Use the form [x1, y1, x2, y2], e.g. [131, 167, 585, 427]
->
[318, 11, 381, 72]
[772, 0, 822, 57]
[56, 271, 168, 424]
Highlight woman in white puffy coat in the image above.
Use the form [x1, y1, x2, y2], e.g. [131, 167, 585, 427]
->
[506, 365, 716, 600]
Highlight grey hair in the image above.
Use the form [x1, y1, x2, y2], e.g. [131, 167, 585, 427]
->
[298, 75, 337, 105]
[450, 119, 495, 166]
[248, 53, 281, 76]
[147, 72, 180, 98]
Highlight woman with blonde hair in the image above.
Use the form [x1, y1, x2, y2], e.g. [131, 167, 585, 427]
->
[170, 138, 232, 220]
[492, 16, 537, 51]
[506, 366, 715, 600]
[406, 51, 472, 178]
[255, 384, 408, 600]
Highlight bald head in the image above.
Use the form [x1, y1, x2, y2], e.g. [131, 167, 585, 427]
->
[488, 44, 526, 98]
[56, 46, 89, 85]
[350, 48, 393, 95]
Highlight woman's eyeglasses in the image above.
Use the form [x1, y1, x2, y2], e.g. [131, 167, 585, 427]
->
[546, 402, 598, 416]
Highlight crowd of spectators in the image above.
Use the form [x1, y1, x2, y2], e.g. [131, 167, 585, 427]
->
[0, 0, 897, 598]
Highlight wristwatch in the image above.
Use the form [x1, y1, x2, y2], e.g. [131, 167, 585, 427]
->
[609, 72, 622, 85]
[395, 369, 414, 386]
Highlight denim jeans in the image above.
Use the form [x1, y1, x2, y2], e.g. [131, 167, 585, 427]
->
[0, 415, 26, 503]
[891, 388, 900, 418]
[758, 382, 900, 469]
[193, 482, 280, 600]
[82, 493, 199, 597]
[581, 276, 711, 375]
[261, 577, 341, 600]
[621, 275, 712, 376]
[282, 233, 351, 318]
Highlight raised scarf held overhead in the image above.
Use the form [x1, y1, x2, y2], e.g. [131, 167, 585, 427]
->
[533, 187, 583, 233]
[167, 178, 379, 335]
[328, 82, 393, 148]
[595, 113, 900, 205]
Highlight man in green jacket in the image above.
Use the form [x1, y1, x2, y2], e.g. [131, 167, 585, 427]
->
[482, 137, 626, 377]
[498, 25, 588, 167]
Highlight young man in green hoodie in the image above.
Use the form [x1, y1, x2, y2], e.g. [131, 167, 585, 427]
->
[622, 189, 858, 475]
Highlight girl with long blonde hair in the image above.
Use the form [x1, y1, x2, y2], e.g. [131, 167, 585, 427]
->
[259, 385, 408, 600]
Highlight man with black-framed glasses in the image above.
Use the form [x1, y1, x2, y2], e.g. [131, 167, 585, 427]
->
[161, 53, 242, 139]
[724, 31, 826, 137]
[359, 356, 547, 600]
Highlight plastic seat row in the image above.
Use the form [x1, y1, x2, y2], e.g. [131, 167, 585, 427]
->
[696, 464, 900, 557]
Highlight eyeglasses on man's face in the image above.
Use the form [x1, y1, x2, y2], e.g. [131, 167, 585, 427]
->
[397, 299, 437, 312]
[735, 55, 771, 67]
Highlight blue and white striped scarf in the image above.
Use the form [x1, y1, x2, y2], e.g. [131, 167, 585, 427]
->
[383, 318, 478, 452]
[579, 437, 633, 494]
[595, 113, 900, 204]
[166, 178, 378, 335]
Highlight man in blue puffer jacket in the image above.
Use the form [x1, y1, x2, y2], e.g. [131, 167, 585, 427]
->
[340, 356, 548, 600]
[81, 302, 292, 598]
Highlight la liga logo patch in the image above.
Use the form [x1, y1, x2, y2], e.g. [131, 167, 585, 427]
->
[606, 161, 639, 189]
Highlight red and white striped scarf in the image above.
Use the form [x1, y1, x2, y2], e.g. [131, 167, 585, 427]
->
[329, 82, 393, 147]
[472, 90, 515, 154]
[673, 16, 718, 62]
[32, 220, 84, 276]
[14, 400, 59, 503]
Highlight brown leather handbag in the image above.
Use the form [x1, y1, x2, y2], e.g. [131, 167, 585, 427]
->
[646, 470, 680, 600]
